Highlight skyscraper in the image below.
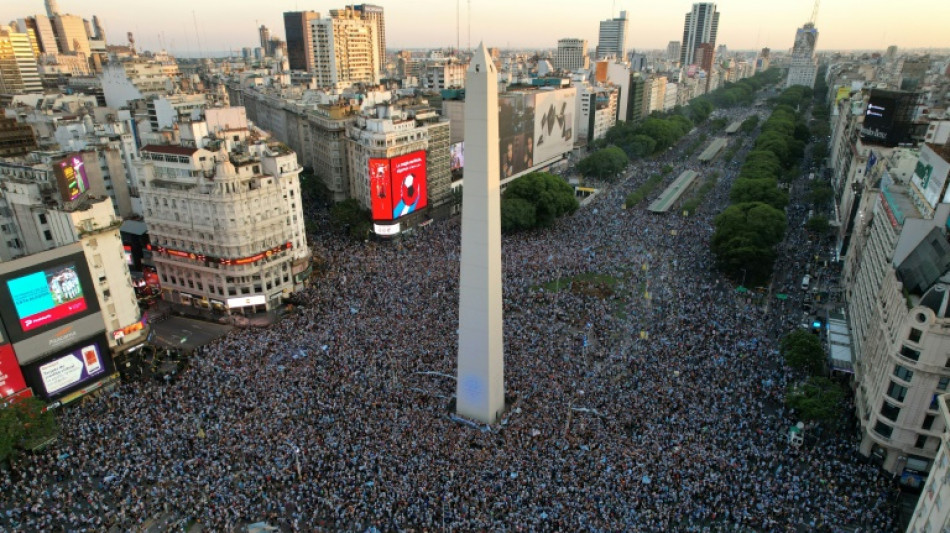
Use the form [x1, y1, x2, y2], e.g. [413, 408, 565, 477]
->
[680, 3, 719, 68]
[44, 0, 59, 18]
[0, 25, 42, 94]
[785, 22, 819, 89]
[311, 9, 380, 87]
[667, 41, 681, 63]
[283, 11, 319, 71]
[52, 13, 90, 54]
[347, 4, 385, 66]
[554, 38, 588, 72]
[596, 11, 628, 60]
[259, 25, 270, 51]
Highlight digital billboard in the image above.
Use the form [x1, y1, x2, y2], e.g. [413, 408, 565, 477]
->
[369, 158, 393, 220]
[390, 151, 427, 218]
[54, 154, 90, 203]
[20, 335, 114, 400]
[0, 250, 101, 345]
[368, 151, 428, 222]
[0, 343, 26, 398]
[861, 90, 900, 146]
[7, 262, 88, 333]
[498, 88, 576, 181]
[450, 142, 465, 171]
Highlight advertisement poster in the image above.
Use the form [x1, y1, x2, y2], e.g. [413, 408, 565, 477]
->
[0, 344, 26, 398]
[390, 151, 428, 219]
[499, 93, 536, 179]
[7, 263, 87, 332]
[55, 154, 90, 202]
[450, 142, 465, 171]
[38, 342, 105, 396]
[533, 89, 575, 165]
[369, 158, 393, 220]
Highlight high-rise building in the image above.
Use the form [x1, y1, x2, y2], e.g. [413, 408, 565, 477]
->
[0, 26, 42, 94]
[596, 11, 627, 60]
[259, 25, 271, 53]
[554, 38, 588, 72]
[91, 15, 105, 42]
[680, 3, 720, 68]
[785, 22, 819, 89]
[347, 4, 385, 67]
[310, 9, 380, 87]
[52, 13, 91, 55]
[667, 41, 681, 63]
[29, 15, 57, 54]
[283, 11, 319, 72]
[901, 56, 930, 91]
[44, 0, 59, 18]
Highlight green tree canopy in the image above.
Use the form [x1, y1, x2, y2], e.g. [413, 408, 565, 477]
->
[501, 171, 579, 231]
[781, 329, 827, 375]
[806, 215, 831, 234]
[577, 146, 629, 181]
[500, 197, 536, 233]
[729, 178, 789, 210]
[786, 376, 844, 422]
[329, 198, 371, 241]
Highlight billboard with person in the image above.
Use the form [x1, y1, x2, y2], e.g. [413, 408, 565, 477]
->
[54, 154, 90, 202]
[533, 88, 575, 165]
[498, 88, 576, 181]
[450, 142, 465, 171]
[498, 92, 535, 179]
[368, 151, 428, 222]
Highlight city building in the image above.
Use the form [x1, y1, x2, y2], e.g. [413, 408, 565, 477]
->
[345, 100, 450, 233]
[310, 9, 380, 88]
[259, 25, 271, 55]
[596, 11, 628, 60]
[785, 22, 819, 89]
[555, 38, 588, 72]
[0, 116, 37, 157]
[680, 2, 720, 88]
[346, 4, 386, 68]
[52, 13, 90, 55]
[136, 112, 311, 313]
[283, 11, 319, 72]
[667, 41, 681, 64]
[0, 25, 42, 94]
[907, 393, 950, 532]
[100, 60, 176, 109]
[575, 83, 618, 144]
[422, 58, 466, 90]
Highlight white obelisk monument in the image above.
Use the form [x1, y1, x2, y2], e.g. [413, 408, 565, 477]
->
[456, 43, 505, 424]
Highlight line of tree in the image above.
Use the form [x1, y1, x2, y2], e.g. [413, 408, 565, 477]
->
[500, 171, 579, 233]
[592, 68, 783, 162]
[712, 85, 814, 286]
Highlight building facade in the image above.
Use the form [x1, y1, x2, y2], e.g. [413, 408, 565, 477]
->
[680, 3, 720, 69]
[596, 11, 628, 60]
[0, 25, 42, 94]
[555, 38, 588, 72]
[785, 22, 819, 89]
[283, 11, 319, 72]
[310, 9, 380, 88]
[138, 137, 311, 313]
[346, 4, 386, 68]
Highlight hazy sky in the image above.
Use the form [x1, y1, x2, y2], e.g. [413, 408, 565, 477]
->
[6, 0, 949, 55]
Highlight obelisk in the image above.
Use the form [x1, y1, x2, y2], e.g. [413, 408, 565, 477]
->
[456, 43, 505, 424]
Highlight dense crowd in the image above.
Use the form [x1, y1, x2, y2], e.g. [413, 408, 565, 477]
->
[0, 112, 898, 532]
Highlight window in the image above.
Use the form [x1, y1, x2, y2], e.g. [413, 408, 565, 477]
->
[915, 435, 929, 449]
[894, 365, 914, 382]
[880, 402, 901, 422]
[873, 421, 894, 438]
[923, 414, 936, 431]
[901, 345, 921, 361]
[939, 377, 950, 392]
[38, 214, 47, 224]
[886, 381, 908, 402]
[43, 230, 52, 241]
[909, 328, 923, 343]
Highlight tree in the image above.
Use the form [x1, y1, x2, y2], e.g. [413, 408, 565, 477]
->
[712, 202, 787, 283]
[500, 197, 536, 233]
[786, 377, 844, 422]
[577, 146, 629, 181]
[627, 135, 657, 158]
[808, 183, 835, 207]
[501, 172, 578, 231]
[729, 178, 789, 210]
[805, 215, 830, 235]
[740, 115, 759, 133]
[329, 199, 371, 241]
[0, 398, 59, 463]
[781, 329, 826, 375]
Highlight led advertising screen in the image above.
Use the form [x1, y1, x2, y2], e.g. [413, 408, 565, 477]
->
[499, 92, 536, 179]
[20, 336, 114, 399]
[861, 92, 897, 146]
[450, 142, 465, 171]
[533, 89, 575, 165]
[390, 151, 427, 219]
[369, 158, 393, 220]
[0, 251, 100, 344]
[54, 154, 90, 202]
[0, 343, 27, 398]
[7, 262, 87, 333]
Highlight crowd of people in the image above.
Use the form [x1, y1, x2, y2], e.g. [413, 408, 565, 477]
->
[0, 111, 899, 532]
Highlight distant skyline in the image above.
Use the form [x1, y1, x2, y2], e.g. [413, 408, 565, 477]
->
[5, 0, 949, 56]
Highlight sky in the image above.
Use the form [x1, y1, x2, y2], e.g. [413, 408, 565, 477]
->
[6, 0, 950, 56]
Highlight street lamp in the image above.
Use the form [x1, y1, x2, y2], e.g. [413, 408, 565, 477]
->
[740, 268, 747, 288]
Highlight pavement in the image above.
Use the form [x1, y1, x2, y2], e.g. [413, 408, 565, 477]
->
[148, 316, 233, 352]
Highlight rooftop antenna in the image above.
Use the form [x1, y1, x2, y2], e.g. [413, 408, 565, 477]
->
[809, 0, 820, 25]
[467, 0, 471, 51]
[192, 10, 204, 58]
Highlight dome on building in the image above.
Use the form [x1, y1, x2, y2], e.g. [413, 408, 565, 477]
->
[919, 284, 950, 319]
[215, 146, 236, 177]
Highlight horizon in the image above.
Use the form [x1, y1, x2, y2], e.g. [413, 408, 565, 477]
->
[5, 0, 949, 57]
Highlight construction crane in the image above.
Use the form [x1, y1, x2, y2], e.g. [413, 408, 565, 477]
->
[809, 0, 820, 25]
